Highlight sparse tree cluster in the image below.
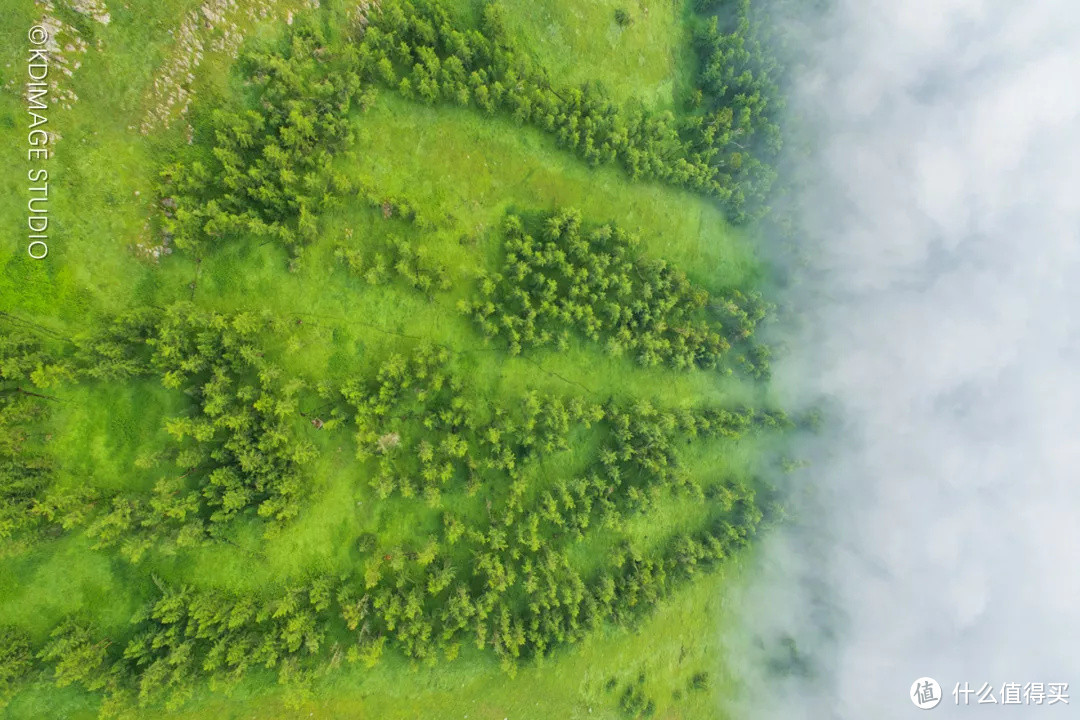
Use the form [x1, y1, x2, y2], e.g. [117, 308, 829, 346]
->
[119, 579, 333, 709]
[0, 328, 97, 549]
[346, 177, 438, 230]
[0, 333, 59, 545]
[160, 19, 364, 258]
[2, 305, 317, 561]
[0, 626, 33, 710]
[335, 235, 451, 296]
[331, 177, 451, 295]
[81, 304, 316, 560]
[461, 209, 772, 374]
[687, 0, 784, 222]
[618, 671, 656, 719]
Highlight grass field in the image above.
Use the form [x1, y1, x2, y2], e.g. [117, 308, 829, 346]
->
[0, 0, 783, 717]
[473, 0, 695, 110]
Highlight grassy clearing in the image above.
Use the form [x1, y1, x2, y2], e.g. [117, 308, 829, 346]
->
[340, 93, 757, 292]
[466, 0, 696, 111]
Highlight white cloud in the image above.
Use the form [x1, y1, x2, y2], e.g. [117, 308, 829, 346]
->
[731, 0, 1080, 717]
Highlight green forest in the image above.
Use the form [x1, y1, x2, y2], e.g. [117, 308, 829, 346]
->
[0, 0, 792, 717]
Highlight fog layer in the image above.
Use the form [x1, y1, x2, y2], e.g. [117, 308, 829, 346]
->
[736, 1, 1080, 717]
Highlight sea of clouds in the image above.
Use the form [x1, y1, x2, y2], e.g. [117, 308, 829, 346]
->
[730, 0, 1080, 717]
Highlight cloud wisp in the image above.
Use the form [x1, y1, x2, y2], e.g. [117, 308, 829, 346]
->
[732, 1, 1080, 717]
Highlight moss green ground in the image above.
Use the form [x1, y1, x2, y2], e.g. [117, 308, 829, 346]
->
[0, 0, 775, 717]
